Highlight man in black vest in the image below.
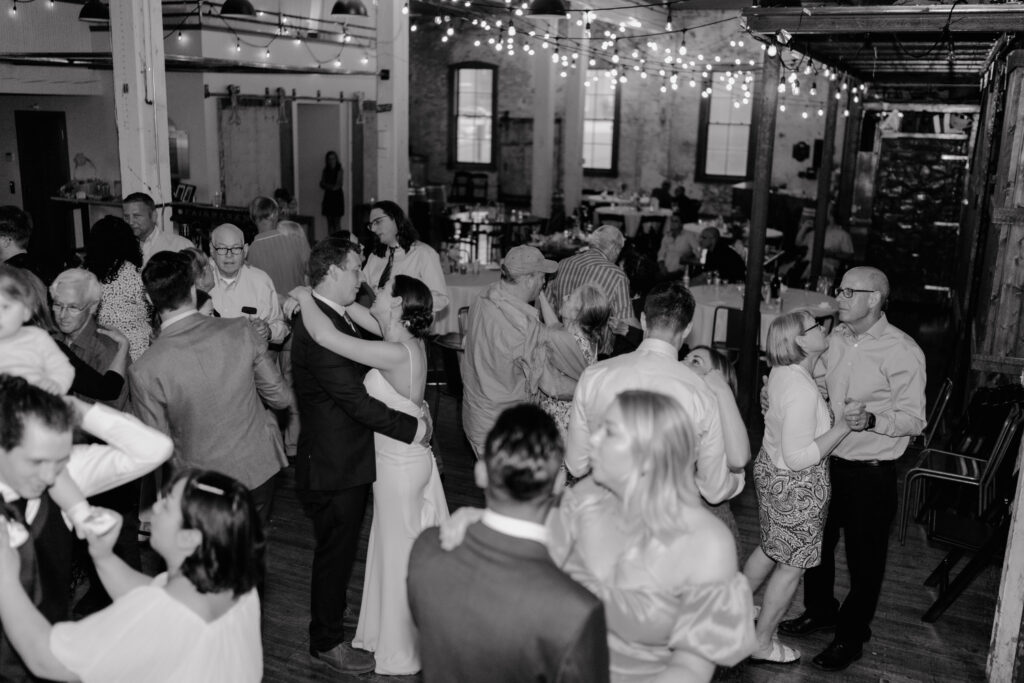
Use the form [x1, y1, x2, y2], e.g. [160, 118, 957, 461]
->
[0, 375, 172, 681]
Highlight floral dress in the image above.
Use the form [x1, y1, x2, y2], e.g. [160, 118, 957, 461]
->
[98, 261, 151, 362]
[540, 332, 596, 438]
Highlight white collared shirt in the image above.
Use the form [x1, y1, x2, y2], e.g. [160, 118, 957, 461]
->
[0, 404, 173, 525]
[566, 337, 743, 504]
[481, 509, 549, 546]
[209, 265, 289, 343]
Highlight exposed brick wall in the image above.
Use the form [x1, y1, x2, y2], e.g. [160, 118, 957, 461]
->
[409, 11, 832, 213]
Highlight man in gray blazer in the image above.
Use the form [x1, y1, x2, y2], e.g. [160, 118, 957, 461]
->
[129, 250, 293, 525]
[408, 405, 609, 683]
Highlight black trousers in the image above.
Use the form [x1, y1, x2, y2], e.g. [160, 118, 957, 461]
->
[301, 484, 370, 653]
[802, 458, 898, 644]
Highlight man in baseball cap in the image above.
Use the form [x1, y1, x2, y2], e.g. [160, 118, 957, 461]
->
[460, 245, 579, 457]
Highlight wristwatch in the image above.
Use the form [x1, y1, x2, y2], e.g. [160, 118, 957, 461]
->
[866, 412, 877, 430]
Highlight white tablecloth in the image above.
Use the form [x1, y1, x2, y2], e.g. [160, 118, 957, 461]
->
[686, 284, 837, 348]
[432, 270, 500, 335]
[594, 207, 673, 237]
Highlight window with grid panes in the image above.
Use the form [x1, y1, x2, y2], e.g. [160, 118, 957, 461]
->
[450, 64, 496, 167]
[583, 71, 619, 175]
[696, 71, 754, 182]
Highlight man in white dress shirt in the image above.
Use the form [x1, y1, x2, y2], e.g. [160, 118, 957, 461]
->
[566, 280, 745, 504]
[121, 193, 194, 266]
[0, 374, 173, 681]
[208, 223, 289, 345]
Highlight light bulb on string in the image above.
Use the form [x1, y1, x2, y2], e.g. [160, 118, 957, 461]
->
[843, 109, 850, 117]
[801, 111, 808, 119]
[235, 38, 241, 52]
[265, 47, 271, 58]
[779, 104, 786, 112]
[411, 23, 418, 31]
[401, 2, 408, 15]
[810, 82, 817, 96]
[767, 43, 777, 57]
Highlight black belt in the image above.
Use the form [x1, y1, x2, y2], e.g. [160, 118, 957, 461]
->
[830, 457, 896, 468]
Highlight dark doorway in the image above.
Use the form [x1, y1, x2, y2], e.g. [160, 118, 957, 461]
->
[15, 110, 73, 274]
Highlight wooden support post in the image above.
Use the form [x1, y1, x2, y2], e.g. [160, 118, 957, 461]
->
[376, 0, 409, 212]
[737, 52, 780, 419]
[562, 30, 588, 219]
[987, 438, 1024, 682]
[110, 0, 172, 220]
[836, 93, 862, 226]
[809, 82, 839, 285]
[531, 19, 558, 219]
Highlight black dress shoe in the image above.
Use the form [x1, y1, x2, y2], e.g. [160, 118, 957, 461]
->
[778, 612, 838, 636]
[812, 640, 863, 672]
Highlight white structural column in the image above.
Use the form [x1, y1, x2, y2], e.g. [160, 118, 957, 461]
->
[376, 0, 410, 212]
[561, 25, 588, 219]
[531, 19, 558, 219]
[110, 0, 172, 215]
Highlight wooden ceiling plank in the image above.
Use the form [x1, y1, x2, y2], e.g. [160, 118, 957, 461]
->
[744, 5, 1024, 36]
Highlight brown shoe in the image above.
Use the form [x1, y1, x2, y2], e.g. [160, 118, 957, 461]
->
[310, 642, 375, 674]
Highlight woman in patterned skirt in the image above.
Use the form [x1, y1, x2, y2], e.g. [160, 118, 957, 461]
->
[744, 310, 851, 664]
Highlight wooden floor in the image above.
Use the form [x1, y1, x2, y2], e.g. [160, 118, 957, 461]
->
[259, 303, 997, 683]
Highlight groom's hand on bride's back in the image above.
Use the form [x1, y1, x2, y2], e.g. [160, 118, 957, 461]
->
[418, 406, 434, 446]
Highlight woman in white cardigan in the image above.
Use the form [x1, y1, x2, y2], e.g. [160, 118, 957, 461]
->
[744, 310, 851, 664]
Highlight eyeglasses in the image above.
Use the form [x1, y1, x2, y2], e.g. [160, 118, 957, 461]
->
[212, 246, 245, 256]
[51, 302, 88, 315]
[366, 215, 388, 230]
[833, 286, 876, 299]
[802, 321, 823, 334]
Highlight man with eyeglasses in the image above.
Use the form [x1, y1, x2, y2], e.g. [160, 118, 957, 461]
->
[207, 223, 288, 345]
[49, 268, 131, 411]
[773, 266, 926, 672]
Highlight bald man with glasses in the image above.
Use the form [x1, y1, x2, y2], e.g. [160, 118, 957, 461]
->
[767, 266, 926, 672]
[208, 223, 288, 345]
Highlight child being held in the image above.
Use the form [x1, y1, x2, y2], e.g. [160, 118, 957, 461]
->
[0, 266, 114, 540]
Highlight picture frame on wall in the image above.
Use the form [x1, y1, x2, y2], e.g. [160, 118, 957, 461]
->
[173, 183, 196, 203]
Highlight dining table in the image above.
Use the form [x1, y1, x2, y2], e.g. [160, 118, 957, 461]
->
[594, 206, 674, 238]
[686, 283, 838, 348]
[432, 268, 501, 335]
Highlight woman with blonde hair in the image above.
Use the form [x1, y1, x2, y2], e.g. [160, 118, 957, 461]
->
[744, 310, 850, 664]
[442, 389, 757, 681]
[551, 389, 755, 681]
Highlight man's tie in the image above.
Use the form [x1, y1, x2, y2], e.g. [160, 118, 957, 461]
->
[342, 311, 362, 339]
[378, 246, 396, 289]
[1, 498, 42, 606]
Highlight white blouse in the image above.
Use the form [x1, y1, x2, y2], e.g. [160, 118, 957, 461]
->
[762, 364, 833, 471]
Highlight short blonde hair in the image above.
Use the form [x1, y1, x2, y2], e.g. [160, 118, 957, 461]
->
[765, 310, 813, 367]
[614, 390, 700, 538]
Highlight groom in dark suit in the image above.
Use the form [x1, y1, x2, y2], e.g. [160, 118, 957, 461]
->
[291, 239, 426, 675]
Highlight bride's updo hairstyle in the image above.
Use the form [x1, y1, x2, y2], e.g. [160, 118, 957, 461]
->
[390, 274, 434, 338]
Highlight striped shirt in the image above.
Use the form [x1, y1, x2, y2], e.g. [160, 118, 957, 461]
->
[547, 249, 633, 327]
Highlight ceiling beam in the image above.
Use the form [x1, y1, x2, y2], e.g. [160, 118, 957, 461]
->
[743, 5, 1024, 36]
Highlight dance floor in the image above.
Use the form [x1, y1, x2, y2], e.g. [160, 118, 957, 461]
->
[251, 302, 996, 682]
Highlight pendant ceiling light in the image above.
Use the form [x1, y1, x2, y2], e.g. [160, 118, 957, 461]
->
[331, 0, 368, 16]
[527, 0, 569, 20]
[78, 0, 109, 23]
[220, 0, 256, 17]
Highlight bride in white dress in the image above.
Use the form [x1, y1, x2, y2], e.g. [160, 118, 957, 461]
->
[290, 275, 449, 675]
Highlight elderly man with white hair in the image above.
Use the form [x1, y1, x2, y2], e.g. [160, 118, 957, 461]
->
[207, 222, 289, 344]
[546, 224, 638, 350]
[50, 268, 131, 410]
